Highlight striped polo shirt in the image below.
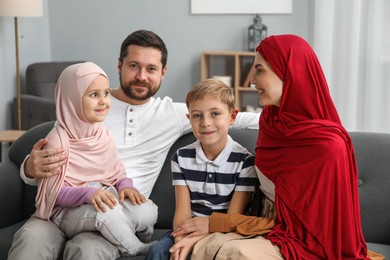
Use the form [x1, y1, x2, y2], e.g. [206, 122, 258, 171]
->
[172, 135, 258, 217]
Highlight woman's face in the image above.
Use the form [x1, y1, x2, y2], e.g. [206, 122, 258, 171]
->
[251, 52, 284, 107]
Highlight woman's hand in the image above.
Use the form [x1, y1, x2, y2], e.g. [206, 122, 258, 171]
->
[25, 138, 66, 178]
[169, 235, 207, 260]
[172, 217, 210, 238]
[119, 188, 146, 205]
[90, 189, 117, 212]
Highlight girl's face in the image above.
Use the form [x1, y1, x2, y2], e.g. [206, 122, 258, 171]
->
[82, 75, 111, 123]
[251, 52, 284, 107]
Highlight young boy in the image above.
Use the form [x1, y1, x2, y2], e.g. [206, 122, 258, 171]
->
[145, 78, 258, 260]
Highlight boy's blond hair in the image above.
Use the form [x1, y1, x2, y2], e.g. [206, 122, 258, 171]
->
[186, 78, 235, 110]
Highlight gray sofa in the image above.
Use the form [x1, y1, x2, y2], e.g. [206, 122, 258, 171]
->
[11, 61, 83, 130]
[0, 121, 389, 259]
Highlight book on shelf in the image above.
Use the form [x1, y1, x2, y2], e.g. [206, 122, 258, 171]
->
[242, 60, 255, 87]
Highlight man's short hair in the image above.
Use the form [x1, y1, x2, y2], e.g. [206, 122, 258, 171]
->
[119, 30, 168, 68]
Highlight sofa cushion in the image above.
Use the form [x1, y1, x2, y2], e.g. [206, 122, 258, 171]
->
[367, 243, 390, 259]
[0, 161, 24, 228]
[0, 221, 25, 260]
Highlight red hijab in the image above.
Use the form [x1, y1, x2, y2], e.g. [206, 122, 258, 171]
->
[255, 35, 368, 259]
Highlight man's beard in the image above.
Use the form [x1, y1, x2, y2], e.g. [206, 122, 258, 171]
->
[120, 76, 161, 101]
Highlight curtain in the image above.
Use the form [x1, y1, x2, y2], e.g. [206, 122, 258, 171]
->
[313, 0, 390, 133]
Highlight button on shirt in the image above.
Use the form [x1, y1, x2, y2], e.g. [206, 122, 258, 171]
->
[126, 107, 136, 143]
[104, 96, 190, 198]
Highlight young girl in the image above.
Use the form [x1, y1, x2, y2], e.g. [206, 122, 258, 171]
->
[35, 62, 155, 256]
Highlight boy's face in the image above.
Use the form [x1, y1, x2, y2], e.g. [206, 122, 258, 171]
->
[117, 45, 167, 105]
[82, 75, 111, 123]
[187, 96, 238, 155]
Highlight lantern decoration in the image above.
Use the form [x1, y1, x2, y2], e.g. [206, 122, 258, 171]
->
[248, 14, 267, 51]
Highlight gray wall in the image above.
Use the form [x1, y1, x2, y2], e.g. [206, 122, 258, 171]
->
[0, 0, 312, 130]
[48, 0, 312, 102]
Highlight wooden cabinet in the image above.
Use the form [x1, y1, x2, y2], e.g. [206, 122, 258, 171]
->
[201, 51, 259, 111]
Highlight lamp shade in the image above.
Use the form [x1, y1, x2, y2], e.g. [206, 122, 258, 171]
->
[0, 0, 43, 17]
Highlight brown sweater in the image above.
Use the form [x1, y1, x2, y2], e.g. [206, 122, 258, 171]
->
[209, 212, 384, 260]
[209, 212, 274, 236]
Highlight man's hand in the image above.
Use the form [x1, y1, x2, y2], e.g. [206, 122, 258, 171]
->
[172, 217, 210, 238]
[90, 189, 117, 212]
[24, 138, 67, 179]
[119, 188, 146, 205]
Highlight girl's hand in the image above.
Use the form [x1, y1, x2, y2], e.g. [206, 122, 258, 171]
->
[119, 188, 146, 205]
[90, 189, 117, 212]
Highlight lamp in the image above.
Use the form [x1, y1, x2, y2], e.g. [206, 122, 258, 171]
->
[0, 0, 43, 130]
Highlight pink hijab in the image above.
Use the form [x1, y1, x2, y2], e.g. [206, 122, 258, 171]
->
[35, 62, 126, 220]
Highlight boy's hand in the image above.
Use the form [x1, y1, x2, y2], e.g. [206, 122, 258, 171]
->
[169, 235, 207, 260]
[172, 216, 209, 238]
[25, 138, 66, 178]
[170, 236, 183, 260]
[90, 189, 117, 212]
[119, 188, 146, 205]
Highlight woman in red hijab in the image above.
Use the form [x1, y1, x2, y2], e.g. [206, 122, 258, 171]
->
[171, 34, 378, 260]
[254, 34, 368, 259]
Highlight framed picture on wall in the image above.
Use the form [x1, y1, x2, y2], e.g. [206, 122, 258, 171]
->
[191, 0, 292, 14]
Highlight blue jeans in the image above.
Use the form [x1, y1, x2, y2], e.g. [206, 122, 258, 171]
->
[145, 230, 174, 260]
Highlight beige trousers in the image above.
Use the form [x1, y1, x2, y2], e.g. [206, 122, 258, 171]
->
[192, 232, 283, 260]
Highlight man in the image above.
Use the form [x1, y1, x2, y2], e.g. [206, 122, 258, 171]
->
[9, 30, 259, 260]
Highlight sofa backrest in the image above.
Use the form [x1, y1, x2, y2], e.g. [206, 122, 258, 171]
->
[8, 123, 390, 245]
[25, 61, 84, 99]
[149, 132, 196, 229]
[349, 132, 390, 244]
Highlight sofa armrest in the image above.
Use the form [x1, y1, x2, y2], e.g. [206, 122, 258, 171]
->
[0, 160, 24, 228]
[7, 122, 55, 219]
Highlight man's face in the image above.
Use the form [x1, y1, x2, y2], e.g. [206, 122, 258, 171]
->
[118, 45, 167, 105]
